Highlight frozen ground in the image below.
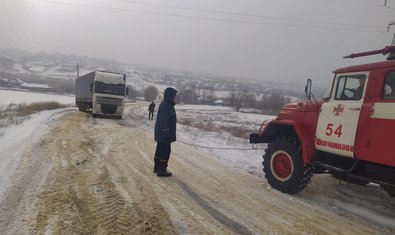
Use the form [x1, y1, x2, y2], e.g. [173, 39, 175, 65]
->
[0, 107, 389, 234]
[0, 102, 394, 233]
[0, 87, 78, 198]
[130, 103, 395, 233]
[0, 108, 75, 200]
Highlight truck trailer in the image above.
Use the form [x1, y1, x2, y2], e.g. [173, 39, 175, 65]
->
[75, 70, 128, 119]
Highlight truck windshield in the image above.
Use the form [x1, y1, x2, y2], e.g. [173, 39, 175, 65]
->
[95, 81, 125, 96]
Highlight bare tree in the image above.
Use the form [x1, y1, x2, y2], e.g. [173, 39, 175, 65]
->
[259, 93, 291, 113]
[227, 91, 245, 111]
[144, 86, 158, 101]
[178, 89, 198, 104]
[227, 91, 258, 111]
[127, 85, 137, 99]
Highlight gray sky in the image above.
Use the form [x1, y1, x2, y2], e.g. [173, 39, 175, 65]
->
[0, 0, 394, 87]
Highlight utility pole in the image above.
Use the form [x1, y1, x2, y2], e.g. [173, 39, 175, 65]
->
[389, 22, 395, 60]
[76, 63, 80, 78]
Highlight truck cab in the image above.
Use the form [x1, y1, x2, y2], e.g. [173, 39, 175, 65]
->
[92, 71, 127, 119]
[250, 46, 395, 196]
[317, 62, 395, 168]
[75, 70, 128, 119]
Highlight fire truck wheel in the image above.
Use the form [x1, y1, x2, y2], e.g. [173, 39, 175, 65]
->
[263, 137, 313, 194]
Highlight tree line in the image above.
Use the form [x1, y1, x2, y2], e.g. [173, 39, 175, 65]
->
[134, 86, 291, 113]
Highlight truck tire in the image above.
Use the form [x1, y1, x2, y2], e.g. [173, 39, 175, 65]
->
[263, 137, 313, 194]
[92, 114, 97, 118]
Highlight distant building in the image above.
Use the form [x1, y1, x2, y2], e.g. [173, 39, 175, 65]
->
[17, 78, 51, 92]
[214, 100, 225, 106]
[20, 82, 51, 91]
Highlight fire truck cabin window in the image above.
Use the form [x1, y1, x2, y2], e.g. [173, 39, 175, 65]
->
[335, 74, 366, 101]
[383, 71, 395, 99]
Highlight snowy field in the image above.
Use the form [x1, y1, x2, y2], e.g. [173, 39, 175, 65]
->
[129, 104, 395, 233]
[0, 89, 75, 107]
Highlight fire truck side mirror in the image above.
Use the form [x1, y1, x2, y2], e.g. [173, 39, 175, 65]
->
[305, 79, 312, 99]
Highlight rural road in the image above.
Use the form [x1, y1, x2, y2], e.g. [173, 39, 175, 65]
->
[0, 110, 390, 234]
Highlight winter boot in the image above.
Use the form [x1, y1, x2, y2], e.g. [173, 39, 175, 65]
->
[157, 170, 172, 177]
[153, 157, 159, 173]
[157, 160, 172, 177]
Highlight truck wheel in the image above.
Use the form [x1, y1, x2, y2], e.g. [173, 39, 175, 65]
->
[263, 137, 312, 194]
[92, 114, 97, 118]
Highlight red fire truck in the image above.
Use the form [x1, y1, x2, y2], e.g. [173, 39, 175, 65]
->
[250, 45, 395, 196]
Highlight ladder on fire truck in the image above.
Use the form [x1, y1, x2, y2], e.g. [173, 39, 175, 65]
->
[343, 22, 395, 60]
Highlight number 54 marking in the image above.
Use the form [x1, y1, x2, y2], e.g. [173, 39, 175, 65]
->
[325, 123, 343, 137]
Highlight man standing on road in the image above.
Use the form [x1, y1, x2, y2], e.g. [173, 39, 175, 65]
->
[154, 87, 177, 177]
[148, 101, 156, 120]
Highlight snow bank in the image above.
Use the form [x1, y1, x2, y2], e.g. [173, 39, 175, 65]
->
[0, 89, 75, 106]
[0, 108, 75, 199]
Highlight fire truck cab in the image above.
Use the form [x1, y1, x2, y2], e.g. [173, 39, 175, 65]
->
[250, 46, 395, 196]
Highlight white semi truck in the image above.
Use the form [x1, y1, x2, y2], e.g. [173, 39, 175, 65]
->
[75, 70, 128, 119]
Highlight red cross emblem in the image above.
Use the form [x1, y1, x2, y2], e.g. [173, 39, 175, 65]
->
[333, 104, 344, 116]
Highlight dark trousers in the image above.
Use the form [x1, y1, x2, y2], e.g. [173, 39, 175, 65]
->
[154, 142, 171, 172]
[149, 111, 154, 120]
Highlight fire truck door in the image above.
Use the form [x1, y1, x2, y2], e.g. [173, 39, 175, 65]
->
[363, 71, 395, 167]
[315, 73, 368, 158]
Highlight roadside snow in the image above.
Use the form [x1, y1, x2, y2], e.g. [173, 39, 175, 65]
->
[331, 184, 395, 231]
[0, 108, 75, 199]
[176, 104, 233, 111]
[0, 89, 75, 106]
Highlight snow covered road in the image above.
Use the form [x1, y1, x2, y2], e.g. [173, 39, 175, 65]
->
[0, 109, 393, 234]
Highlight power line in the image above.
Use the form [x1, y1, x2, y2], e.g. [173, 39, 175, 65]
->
[0, 24, 47, 50]
[0, 33, 35, 51]
[33, 0, 387, 33]
[110, 0, 384, 29]
[313, 0, 384, 7]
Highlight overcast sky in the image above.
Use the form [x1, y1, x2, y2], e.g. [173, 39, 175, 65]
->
[0, 0, 394, 87]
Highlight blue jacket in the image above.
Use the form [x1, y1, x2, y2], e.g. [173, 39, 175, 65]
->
[154, 88, 177, 143]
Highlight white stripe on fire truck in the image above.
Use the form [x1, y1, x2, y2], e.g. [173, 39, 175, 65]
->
[371, 102, 395, 120]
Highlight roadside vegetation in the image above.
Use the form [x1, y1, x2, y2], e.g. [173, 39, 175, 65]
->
[0, 102, 66, 135]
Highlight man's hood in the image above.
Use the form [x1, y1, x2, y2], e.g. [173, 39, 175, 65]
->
[164, 87, 177, 104]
